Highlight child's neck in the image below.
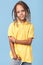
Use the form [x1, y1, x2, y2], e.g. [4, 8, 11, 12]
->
[17, 19, 26, 23]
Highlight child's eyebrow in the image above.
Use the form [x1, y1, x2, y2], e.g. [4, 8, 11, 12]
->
[16, 9, 25, 12]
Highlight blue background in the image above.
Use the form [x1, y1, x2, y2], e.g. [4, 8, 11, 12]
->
[0, 0, 43, 65]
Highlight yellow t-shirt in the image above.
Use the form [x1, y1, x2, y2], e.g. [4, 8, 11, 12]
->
[8, 20, 34, 63]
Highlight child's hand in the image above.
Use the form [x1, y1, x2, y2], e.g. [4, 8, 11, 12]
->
[13, 54, 18, 60]
[17, 56, 21, 60]
[13, 54, 21, 60]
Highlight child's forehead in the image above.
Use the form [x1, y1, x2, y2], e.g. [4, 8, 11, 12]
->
[16, 4, 24, 8]
[16, 4, 24, 10]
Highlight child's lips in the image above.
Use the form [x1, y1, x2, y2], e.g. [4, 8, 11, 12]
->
[20, 15, 24, 18]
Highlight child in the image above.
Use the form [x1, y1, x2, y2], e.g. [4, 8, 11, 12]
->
[8, 1, 34, 65]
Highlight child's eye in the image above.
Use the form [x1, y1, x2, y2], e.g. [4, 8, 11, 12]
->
[16, 11, 20, 13]
[16, 10, 25, 13]
[21, 10, 25, 12]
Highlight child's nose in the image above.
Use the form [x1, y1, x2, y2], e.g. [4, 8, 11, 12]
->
[20, 11, 23, 15]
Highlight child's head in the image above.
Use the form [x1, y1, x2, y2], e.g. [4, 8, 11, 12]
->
[12, 1, 31, 21]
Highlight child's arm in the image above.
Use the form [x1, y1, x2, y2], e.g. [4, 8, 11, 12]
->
[8, 36, 21, 60]
[15, 38, 33, 45]
[9, 36, 33, 45]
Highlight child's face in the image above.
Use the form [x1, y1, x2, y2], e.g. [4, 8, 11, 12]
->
[16, 4, 26, 21]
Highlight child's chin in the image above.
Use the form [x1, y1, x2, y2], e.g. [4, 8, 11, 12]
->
[20, 18, 25, 21]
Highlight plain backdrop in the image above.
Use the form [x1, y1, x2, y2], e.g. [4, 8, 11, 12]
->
[0, 0, 43, 65]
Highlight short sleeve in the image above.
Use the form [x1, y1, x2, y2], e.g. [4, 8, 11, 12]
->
[28, 24, 34, 38]
[8, 23, 14, 37]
